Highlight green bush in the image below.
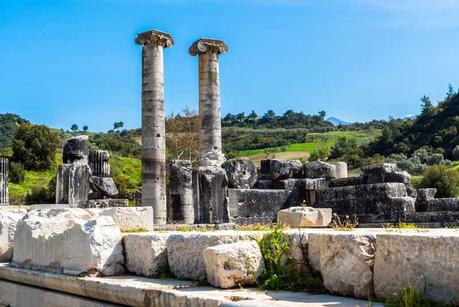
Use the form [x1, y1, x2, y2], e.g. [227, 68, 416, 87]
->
[418, 164, 459, 198]
[257, 225, 325, 292]
[12, 124, 59, 170]
[309, 146, 330, 161]
[9, 162, 25, 184]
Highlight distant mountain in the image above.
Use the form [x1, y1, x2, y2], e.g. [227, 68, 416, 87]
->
[326, 116, 349, 126]
[0, 113, 29, 150]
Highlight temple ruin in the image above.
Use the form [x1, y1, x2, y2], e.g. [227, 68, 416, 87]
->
[0, 28, 457, 306]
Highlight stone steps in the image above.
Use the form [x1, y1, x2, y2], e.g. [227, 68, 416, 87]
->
[0, 264, 377, 307]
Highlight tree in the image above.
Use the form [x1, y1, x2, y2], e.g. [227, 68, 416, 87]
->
[113, 121, 124, 131]
[83, 125, 89, 132]
[418, 165, 459, 197]
[166, 107, 200, 162]
[71, 124, 78, 132]
[446, 83, 455, 99]
[318, 110, 326, 120]
[420, 95, 433, 113]
[9, 162, 25, 184]
[12, 124, 59, 170]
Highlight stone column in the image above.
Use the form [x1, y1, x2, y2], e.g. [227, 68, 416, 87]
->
[0, 158, 9, 205]
[89, 150, 110, 177]
[135, 30, 173, 225]
[168, 160, 194, 224]
[189, 39, 228, 166]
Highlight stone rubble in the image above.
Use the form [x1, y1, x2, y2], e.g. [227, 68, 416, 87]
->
[221, 158, 257, 189]
[303, 160, 336, 180]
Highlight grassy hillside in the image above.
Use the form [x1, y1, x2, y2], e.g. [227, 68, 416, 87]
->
[9, 153, 62, 204]
[366, 92, 459, 158]
[236, 130, 379, 164]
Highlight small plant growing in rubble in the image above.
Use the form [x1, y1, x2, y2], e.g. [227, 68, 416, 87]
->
[385, 286, 446, 307]
[256, 224, 325, 292]
[330, 214, 359, 230]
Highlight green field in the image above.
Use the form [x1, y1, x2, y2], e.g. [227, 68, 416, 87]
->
[237, 130, 379, 158]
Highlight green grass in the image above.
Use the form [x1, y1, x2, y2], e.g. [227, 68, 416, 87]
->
[237, 130, 378, 158]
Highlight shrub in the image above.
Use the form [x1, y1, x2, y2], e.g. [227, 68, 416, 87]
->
[257, 225, 325, 292]
[12, 124, 59, 170]
[9, 162, 25, 184]
[309, 146, 330, 161]
[418, 164, 459, 198]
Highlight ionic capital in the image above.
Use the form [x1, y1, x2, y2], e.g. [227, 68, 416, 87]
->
[135, 30, 174, 47]
[189, 38, 228, 56]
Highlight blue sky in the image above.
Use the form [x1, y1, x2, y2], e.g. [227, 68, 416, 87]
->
[1, 0, 459, 131]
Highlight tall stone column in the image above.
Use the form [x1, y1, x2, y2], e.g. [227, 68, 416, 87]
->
[189, 39, 228, 166]
[136, 30, 173, 225]
[0, 158, 9, 205]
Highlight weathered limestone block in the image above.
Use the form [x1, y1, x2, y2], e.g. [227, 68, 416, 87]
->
[169, 160, 194, 224]
[88, 150, 110, 177]
[328, 176, 364, 188]
[374, 233, 459, 304]
[203, 241, 264, 288]
[84, 199, 129, 208]
[0, 158, 8, 205]
[362, 163, 411, 184]
[166, 232, 261, 281]
[423, 198, 459, 212]
[314, 183, 414, 222]
[304, 161, 336, 180]
[63, 135, 89, 164]
[13, 209, 124, 276]
[253, 179, 273, 189]
[221, 158, 257, 189]
[89, 207, 154, 232]
[277, 207, 332, 228]
[352, 197, 416, 223]
[316, 182, 407, 202]
[269, 159, 303, 180]
[123, 233, 169, 277]
[0, 210, 26, 262]
[193, 166, 229, 224]
[228, 189, 288, 225]
[417, 188, 437, 201]
[55, 161, 92, 207]
[90, 177, 119, 198]
[329, 162, 348, 179]
[259, 159, 272, 178]
[308, 233, 376, 299]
